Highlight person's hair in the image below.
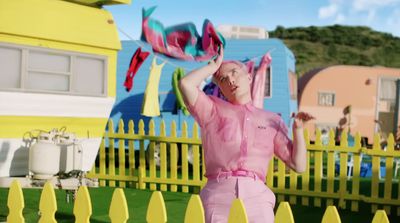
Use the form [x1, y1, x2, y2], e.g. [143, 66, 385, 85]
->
[212, 60, 247, 84]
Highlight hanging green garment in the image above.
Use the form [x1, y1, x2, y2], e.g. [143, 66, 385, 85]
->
[172, 67, 190, 116]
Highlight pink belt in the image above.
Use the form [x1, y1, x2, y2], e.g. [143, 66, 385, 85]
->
[207, 170, 261, 182]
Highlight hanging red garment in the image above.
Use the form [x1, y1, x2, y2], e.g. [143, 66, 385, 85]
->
[123, 47, 150, 92]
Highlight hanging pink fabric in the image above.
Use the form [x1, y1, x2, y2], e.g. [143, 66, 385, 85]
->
[251, 53, 272, 109]
[141, 6, 225, 61]
[123, 47, 150, 92]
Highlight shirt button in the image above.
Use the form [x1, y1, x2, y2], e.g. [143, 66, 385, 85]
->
[244, 135, 248, 138]
[246, 118, 249, 121]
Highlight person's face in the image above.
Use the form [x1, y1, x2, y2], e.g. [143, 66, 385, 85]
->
[214, 62, 251, 103]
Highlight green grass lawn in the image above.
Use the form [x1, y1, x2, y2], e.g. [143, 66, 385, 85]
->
[1, 186, 400, 223]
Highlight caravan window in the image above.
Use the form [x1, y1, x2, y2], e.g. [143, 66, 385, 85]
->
[27, 51, 70, 92]
[264, 66, 271, 98]
[0, 46, 21, 89]
[0, 43, 107, 97]
[74, 56, 105, 95]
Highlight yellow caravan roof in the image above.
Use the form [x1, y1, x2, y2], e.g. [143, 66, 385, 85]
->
[65, 0, 131, 6]
[0, 0, 125, 50]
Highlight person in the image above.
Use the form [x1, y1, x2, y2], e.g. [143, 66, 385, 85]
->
[179, 46, 306, 223]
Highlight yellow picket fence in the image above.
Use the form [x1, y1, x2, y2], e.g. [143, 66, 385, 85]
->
[87, 119, 400, 216]
[5, 180, 391, 223]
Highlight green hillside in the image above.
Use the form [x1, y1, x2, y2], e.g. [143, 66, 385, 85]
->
[269, 25, 400, 76]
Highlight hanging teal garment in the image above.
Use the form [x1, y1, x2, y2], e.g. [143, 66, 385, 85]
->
[141, 6, 225, 61]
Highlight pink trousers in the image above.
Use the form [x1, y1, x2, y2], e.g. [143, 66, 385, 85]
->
[200, 176, 276, 223]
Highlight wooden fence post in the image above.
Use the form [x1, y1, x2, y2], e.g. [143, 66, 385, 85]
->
[118, 119, 126, 188]
[38, 182, 57, 223]
[139, 119, 146, 189]
[275, 202, 294, 223]
[321, 206, 341, 223]
[146, 191, 167, 223]
[371, 134, 381, 213]
[170, 121, 178, 192]
[149, 120, 157, 191]
[160, 120, 167, 191]
[109, 119, 116, 187]
[184, 195, 204, 223]
[7, 180, 25, 223]
[181, 121, 189, 193]
[227, 199, 248, 223]
[109, 188, 129, 223]
[371, 210, 390, 223]
[128, 120, 136, 188]
[73, 186, 92, 223]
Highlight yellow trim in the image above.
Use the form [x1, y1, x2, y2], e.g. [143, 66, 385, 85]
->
[66, 0, 131, 6]
[0, 116, 108, 138]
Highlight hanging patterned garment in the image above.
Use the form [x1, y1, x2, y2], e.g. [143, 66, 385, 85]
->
[123, 47, 150, 92]
[141, 6, 225, 61]
[141, 57, 166, 117]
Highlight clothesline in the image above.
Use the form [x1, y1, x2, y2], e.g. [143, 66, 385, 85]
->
[118, 26, 276, 71]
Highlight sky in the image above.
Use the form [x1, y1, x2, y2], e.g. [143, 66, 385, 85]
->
[105, 0, 400, 40]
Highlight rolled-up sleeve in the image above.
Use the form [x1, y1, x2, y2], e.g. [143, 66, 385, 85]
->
[185, 88, 216, 127]
[273, 118, 293, 165]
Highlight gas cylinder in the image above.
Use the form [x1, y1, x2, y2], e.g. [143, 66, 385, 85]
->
[29, 132, 60, 179]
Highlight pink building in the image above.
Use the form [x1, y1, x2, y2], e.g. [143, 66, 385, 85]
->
[298, 65, 400, 144]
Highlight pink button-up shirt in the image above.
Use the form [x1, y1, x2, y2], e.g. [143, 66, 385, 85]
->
[187, 89, 294, 181]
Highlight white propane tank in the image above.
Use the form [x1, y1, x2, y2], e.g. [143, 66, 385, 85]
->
[29, 132, 60, 179]
[59, 133, 83, 172]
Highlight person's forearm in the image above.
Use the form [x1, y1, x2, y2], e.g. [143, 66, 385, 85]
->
[180, 64, 218, 88]
[291, 127, 307, 173]
[179, 46, 223, 106]
[179, 64, 218, 106]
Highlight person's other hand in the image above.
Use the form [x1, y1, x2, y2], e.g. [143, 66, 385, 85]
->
[293, 118, 304, 129]
[292, 112, 315, 129]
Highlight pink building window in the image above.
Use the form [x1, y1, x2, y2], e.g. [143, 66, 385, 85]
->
[318, 92, 335, 106]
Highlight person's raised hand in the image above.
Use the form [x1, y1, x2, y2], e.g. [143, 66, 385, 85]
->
[208, 45, 224, 73]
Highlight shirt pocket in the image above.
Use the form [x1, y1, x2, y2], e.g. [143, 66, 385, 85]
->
[253, 124, 274, 148]
[216, 117, 240, 142]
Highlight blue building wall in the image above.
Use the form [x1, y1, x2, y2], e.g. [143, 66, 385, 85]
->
[110, 39, 297, 138]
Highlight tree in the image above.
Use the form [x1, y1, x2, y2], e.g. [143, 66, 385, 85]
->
[327, 44, 337, 57]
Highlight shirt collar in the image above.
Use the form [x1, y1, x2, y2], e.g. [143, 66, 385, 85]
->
[245, 102, 256, 111]
[232, 100, 256, 112]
